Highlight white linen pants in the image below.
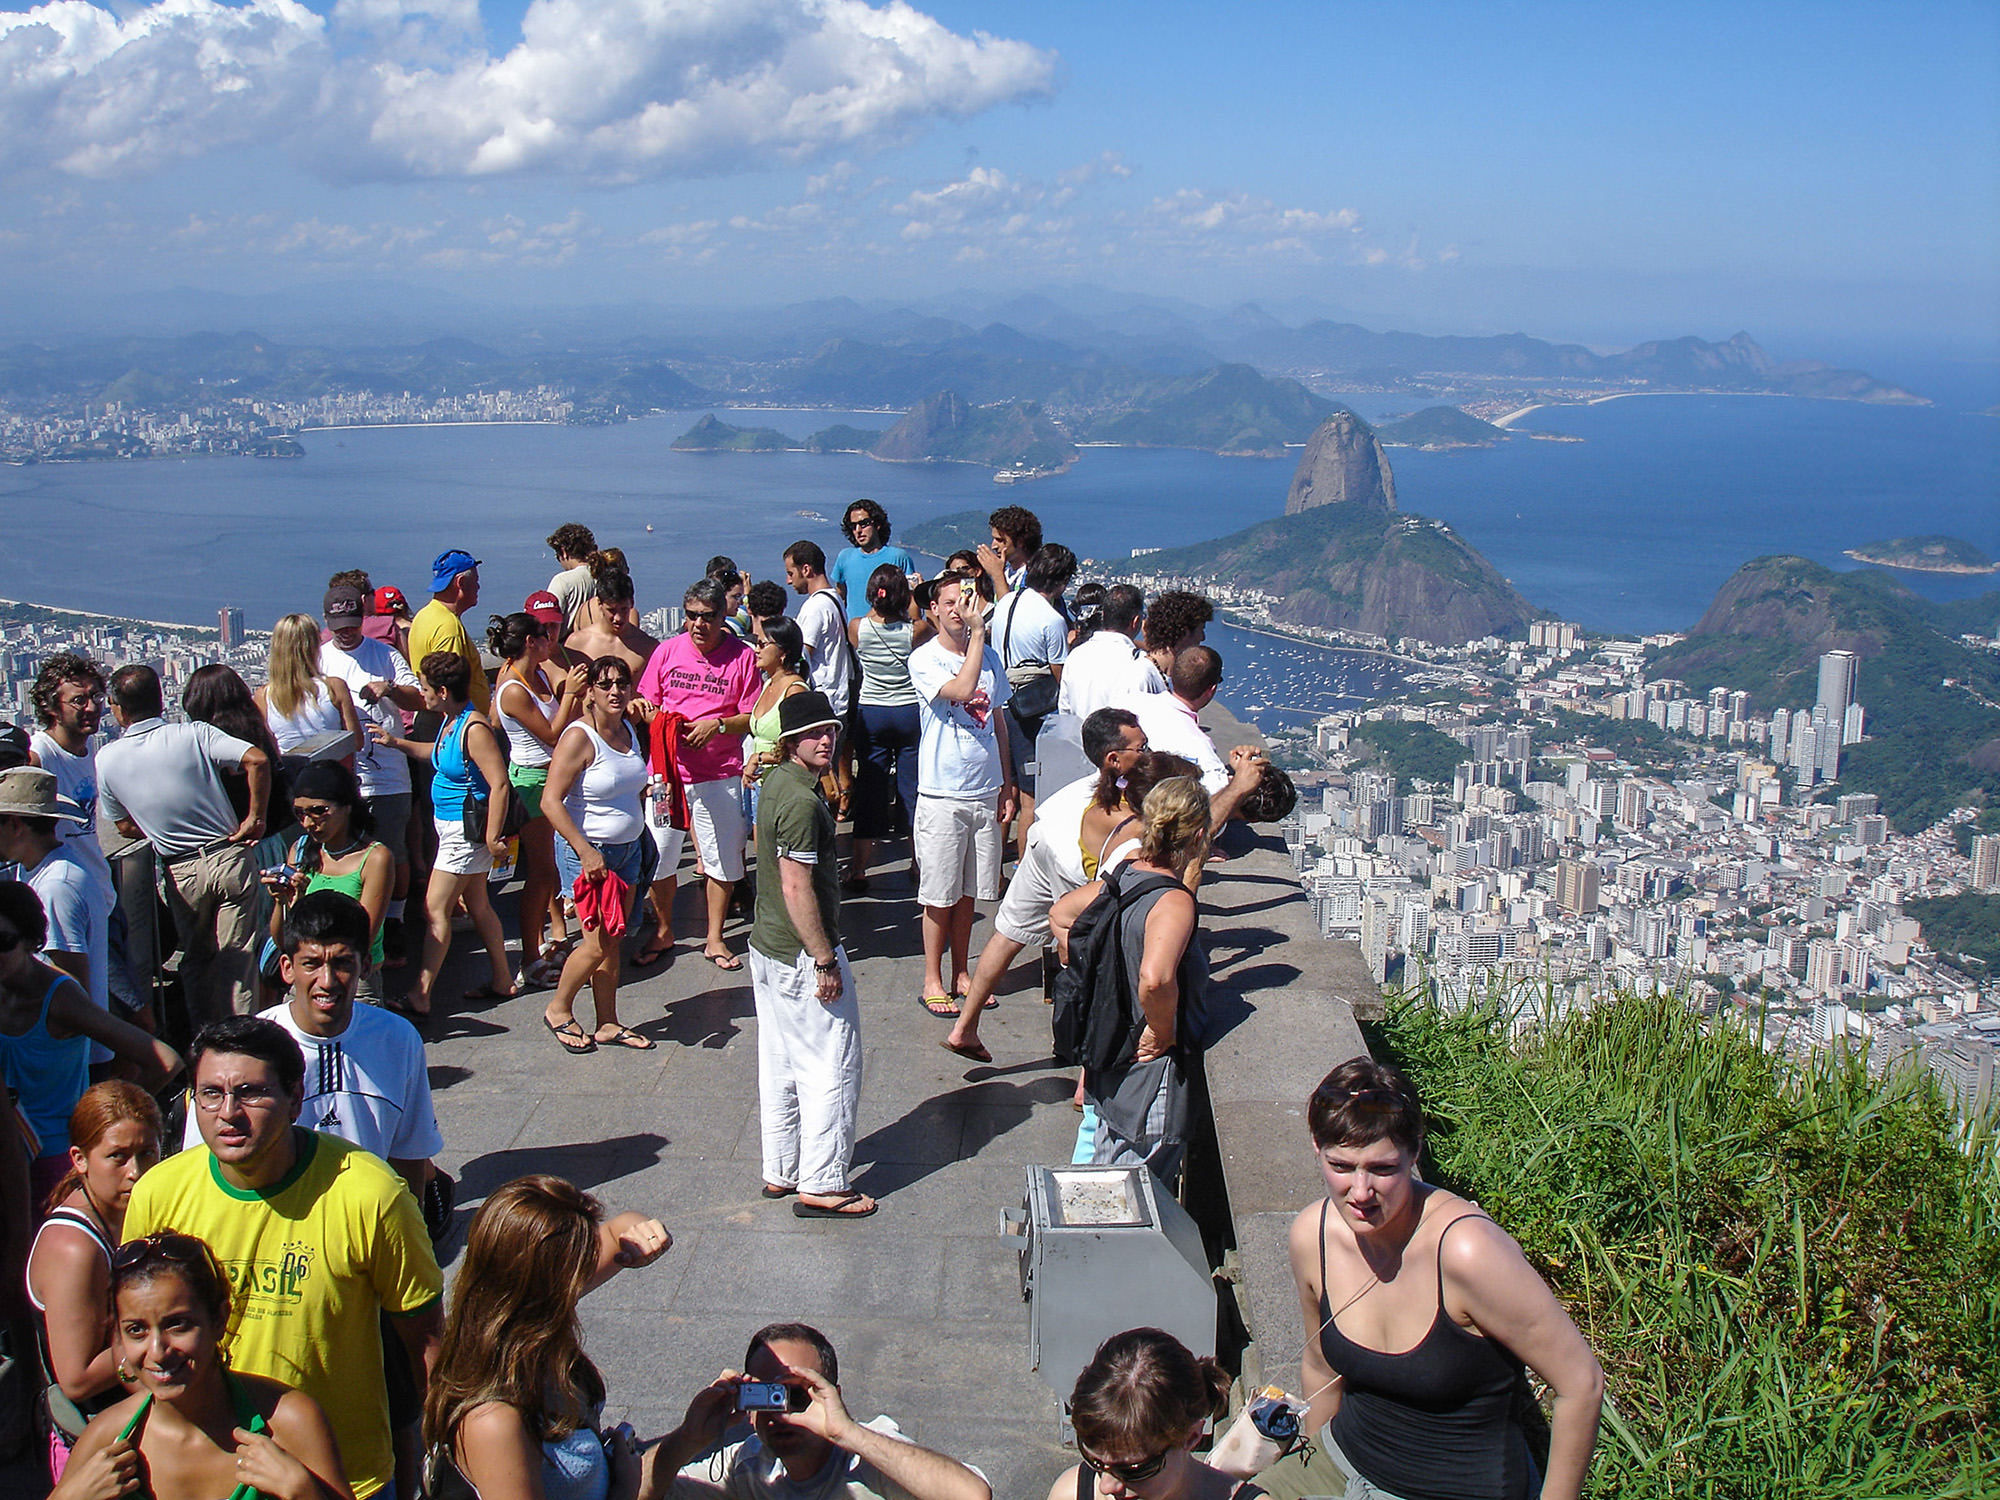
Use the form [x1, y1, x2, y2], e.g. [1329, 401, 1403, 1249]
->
[748, 945, 862, 1195]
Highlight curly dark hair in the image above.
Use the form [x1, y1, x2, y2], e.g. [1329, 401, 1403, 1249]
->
[1143, 591, 1214, 653]
[988, 505, 1042, 555]
[841, 497, 891, 546]
[548, 523, 597, 561]
[30, 653, 106, 729]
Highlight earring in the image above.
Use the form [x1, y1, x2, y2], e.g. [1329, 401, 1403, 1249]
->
[117, 1362, 136, 1383]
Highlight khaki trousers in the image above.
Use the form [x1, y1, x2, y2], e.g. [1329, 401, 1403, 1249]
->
[163, 841, 262, 1024]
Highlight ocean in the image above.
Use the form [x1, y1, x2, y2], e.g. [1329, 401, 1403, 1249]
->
[2, 388, 1994, 730]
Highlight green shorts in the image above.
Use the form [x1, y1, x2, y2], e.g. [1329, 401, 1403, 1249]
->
[508, 762, 549, 818]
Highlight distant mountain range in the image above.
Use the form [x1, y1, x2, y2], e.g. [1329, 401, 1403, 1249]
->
[0, 295, 1924, 461]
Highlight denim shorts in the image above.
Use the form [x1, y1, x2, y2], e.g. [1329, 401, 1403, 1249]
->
[554, 834, 648, 914]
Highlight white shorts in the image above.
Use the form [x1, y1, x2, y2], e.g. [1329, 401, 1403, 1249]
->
[433, 815, 493, 876]
[649, 776, 747, 883]
[993, 834, 1075, 947]
[915, 794, 1002, 907]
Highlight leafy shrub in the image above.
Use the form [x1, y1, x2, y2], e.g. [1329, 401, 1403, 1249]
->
[1374, 985, 2000, 1498]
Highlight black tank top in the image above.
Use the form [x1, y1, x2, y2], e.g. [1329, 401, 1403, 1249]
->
[1316, 1200, 1527, 1500]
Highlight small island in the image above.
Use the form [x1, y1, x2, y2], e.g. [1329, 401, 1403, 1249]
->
[671, 414, 791, 452]
[1375, 406, 1512, 450]
[1843, 535, 1998, 575]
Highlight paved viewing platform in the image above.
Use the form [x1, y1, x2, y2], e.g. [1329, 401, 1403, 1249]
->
[6, 711, 1380, 1498]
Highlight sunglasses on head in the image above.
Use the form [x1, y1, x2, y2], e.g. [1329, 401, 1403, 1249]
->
[111, 1231, 211, 1274]
[1081, 1449, 1171, 1486]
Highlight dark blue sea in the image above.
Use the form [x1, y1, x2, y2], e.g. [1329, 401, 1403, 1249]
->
[2, 385, 1994, 729]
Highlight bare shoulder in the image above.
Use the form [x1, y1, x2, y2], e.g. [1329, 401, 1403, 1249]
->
[1286, 1199, 1327, 1278]
[1434, 1206, 1526, 1278]
[458, 1400, 535, 1449]
[1046, 1465, 1082, 1500]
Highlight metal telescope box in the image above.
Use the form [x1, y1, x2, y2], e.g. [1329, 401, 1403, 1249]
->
[1006, 1165, 1216, 1407]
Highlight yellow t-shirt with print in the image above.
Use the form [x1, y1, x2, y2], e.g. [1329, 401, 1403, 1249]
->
[408, 599, 489, 712]
[124, 1130, 443, 1499]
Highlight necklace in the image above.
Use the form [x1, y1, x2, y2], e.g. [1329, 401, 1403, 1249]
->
[321, 836, 368, 860]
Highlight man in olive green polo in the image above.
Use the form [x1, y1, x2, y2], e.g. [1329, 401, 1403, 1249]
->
[749, 691, 875, 1220]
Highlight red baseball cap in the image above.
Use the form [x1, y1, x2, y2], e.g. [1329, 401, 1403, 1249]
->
[374, 585, 410, 615]
[524, 590, 564, 625]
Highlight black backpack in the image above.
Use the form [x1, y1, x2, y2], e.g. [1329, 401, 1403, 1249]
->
[1050, 866, 1184, 1074]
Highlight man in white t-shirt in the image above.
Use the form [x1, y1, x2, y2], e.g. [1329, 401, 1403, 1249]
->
[943, 708, 1146, 1063]
[321, 583, 426, 961]
[0, 767, 115, 1064]
[545, 521, 599, 636]
[908, 577, 1014, 1013]
[1056, 584, 1163, 719]
[786, 540, 854, 712]
[188, 889, 446, 1202]
[988, 543, 1075, 860]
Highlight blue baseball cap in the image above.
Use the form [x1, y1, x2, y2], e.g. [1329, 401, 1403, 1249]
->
[430, 549, 481, 593]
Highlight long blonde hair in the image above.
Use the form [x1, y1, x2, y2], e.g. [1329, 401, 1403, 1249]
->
[423, 1176, 605, 1451]
[266, 613, 326, 719]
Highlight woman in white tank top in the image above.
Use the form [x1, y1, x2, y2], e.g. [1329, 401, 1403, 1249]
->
[489, 609, 582, 987]
[257, 613, 362, 769]
[538, 658, 652, 1054]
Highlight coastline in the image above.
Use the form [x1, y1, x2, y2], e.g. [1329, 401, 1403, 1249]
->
[0, 595, 220, 633]
[1841, 548, 1999, 576]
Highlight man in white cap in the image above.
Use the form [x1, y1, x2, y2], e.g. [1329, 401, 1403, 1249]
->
[749, 690, 874, 1220]
[0, 767, 115, 1064]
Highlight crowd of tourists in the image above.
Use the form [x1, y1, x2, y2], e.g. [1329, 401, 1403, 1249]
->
[0, 499, 1602, 1500]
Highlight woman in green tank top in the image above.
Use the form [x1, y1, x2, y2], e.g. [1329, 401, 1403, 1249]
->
[742, 617, 811, 788]
[50, 1232, 350, 1500]
[265, 763, 393, 1003]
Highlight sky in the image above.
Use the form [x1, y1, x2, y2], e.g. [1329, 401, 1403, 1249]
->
[0, 0, 1995, 354]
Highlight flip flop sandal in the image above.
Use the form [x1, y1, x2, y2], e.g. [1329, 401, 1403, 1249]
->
[920, 994, 961, 1018]
[793, 1193, 877, 1219]
[761, 1184, 797, 1199]
[543, 1015, 596, 1054]
[941, 1037, 992, 1064]
[633, 939, 675, 966]
[702, 951, 744, 971]
[596, 1024, 657, 1050]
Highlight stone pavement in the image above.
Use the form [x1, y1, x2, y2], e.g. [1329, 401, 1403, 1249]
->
[423, 849, 1084, 1500]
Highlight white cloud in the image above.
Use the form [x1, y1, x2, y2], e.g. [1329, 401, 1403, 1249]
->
[0, 0, 1057, 182]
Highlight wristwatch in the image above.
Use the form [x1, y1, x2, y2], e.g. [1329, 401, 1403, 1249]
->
[814, 957, 840, 974]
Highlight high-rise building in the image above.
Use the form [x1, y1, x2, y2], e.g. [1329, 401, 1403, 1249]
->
[1554, 858, 1601, 915]
[1817, 650, 1856, 724]
[1843, 702, 1865, 745]
[1614, 780, 1648, 832]
[217, 606, 244, 650]
[1973, 834, 2000, 894]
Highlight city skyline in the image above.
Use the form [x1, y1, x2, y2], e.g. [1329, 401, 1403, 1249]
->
[0, 1, 1995, 355]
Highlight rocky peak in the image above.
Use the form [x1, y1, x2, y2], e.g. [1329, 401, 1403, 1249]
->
[1284, 410, 1397, 515]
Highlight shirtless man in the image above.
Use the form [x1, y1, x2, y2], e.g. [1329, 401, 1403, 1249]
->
[563, 560, 657, 680]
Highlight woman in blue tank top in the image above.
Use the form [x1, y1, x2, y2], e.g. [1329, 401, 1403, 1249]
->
[1286, 1060, 1603, 1500]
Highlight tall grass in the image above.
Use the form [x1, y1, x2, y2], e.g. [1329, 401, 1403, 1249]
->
[1376, 984, 2000, 1499]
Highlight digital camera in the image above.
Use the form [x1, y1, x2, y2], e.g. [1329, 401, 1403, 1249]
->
[734, 1380, 807, 1413]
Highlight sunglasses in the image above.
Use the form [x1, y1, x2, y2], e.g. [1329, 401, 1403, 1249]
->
[1081, 1449, 1171, 1486]
[111, 1231, 211, 1274]
[684, 609, 721, 623]
[593, 677, 632, 692]
[291, 801, 338, 820]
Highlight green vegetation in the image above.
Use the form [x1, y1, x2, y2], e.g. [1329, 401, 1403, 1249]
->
[1376, 986, 2000, 1499]
[903, 510, 993, 557]
[1350, 719, 1466, 791]
[1843, 534, 1997, 574]
[1542, 707, 1689, 770]
[1904, 892, 2000, 971]
[1073, 362, 1334, 456]
[871, 391, 1076, 472]
[802, 423, 881, 453]
[0, 599, 216, 637]
[670, 414, 790, 451]
[1375, 405, 1510, 449]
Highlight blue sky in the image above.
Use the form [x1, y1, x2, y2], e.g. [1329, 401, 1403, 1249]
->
[0, 0, 1993, 352]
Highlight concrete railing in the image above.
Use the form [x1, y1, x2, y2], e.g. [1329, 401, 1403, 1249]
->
[1188, 705, 1380, 1401]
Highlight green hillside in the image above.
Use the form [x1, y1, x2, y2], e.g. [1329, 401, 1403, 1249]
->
[670, 414, 790, 451]
[1375, 405, 1510, 449]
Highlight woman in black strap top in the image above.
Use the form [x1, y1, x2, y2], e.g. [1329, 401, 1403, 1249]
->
[1046, 1328, 1262, 1500]
[51, 1232, 350, 1500]
[1286, 1059, 1603, 1500]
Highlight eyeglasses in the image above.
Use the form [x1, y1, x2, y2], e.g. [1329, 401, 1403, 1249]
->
[192, 1082, 283, 1113]
[1080, 1448, 1171, 1486]
[684, 609, 721, 623]
[111, 1231, 211, 1274]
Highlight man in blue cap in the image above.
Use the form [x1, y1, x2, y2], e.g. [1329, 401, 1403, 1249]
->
[408, 549, 489, 714]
